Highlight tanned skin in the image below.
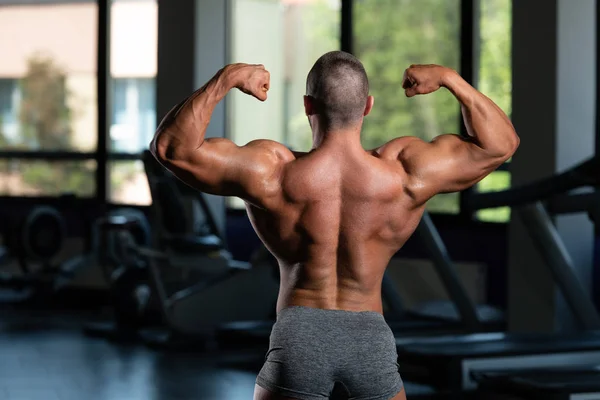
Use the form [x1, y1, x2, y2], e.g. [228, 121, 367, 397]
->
[151, 63, 519, 400]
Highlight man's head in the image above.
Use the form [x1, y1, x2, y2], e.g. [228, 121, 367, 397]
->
[305, 51, 373, 131]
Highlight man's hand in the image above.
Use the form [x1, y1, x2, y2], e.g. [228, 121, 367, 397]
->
[401, 64, 452, 97]
[226, 63, 271, 102]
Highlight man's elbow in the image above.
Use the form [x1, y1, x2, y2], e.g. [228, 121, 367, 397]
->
[488, 129, 519, 161]
[149, 134, 168, 165]
[505, 130, 520, 159]
[150, 130, 180, 164]
[149, 135, 160, 159]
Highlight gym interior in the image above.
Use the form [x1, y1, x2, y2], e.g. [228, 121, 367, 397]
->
[0, 0, 599, 399]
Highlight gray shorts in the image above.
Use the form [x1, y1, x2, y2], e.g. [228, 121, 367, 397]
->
[256, 306, 404, 400]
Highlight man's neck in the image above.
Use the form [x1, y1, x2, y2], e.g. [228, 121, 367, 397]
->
[311, 126, 363, 152]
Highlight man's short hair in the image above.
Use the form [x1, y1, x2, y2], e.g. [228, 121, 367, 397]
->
[306, 51, 369, 129]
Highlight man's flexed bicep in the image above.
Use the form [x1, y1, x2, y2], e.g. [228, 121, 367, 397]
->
[151, 62, 289, 207]
[395, 64, 519, 204]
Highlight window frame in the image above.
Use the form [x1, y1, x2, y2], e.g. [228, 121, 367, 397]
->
[0, 0, 512, 222]
[0, 0, 147, 204]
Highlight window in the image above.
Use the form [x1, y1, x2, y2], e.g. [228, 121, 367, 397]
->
[476, 170, 511, 222]
[0, 1, 98, 196]
[108, 160, 151, 205]
[474, 0, 512, 222]
[111, 78, 156, 153]
[0, 79, 19, 143]
[0, 159, 96, 197]
[0, 4, 98, 152]
[228, 0, 341, 208]
[0, 0, 512, 219]
[108, 0, 157, 205]
[353, 0, 462, 214]
[0, 1, 156, 204]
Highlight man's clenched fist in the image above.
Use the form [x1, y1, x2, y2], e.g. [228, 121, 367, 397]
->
[401, 64, 453, 98]
[226, 63, 271, 102]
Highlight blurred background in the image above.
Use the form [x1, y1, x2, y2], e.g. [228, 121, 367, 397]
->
[0, 1, 598, 399]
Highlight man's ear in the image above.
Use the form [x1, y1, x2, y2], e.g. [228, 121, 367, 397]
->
[364, 95, 374, 116]
[304, 95, 316, 116]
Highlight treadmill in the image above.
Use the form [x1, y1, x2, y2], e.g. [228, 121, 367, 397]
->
[474, 366, 600, 400]
[395, 156, 600, 395]
[399, 211, 506, 333]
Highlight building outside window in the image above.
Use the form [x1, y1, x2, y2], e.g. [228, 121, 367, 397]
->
[0, 0, 156, 204]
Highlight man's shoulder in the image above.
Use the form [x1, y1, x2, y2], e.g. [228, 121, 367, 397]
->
[244, 139, 297, 163]
[372, 136, 424, 160]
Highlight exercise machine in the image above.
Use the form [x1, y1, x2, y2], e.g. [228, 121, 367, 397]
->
[475, 367, 600, 400]
[388, 211, 505, 333]
[0, 204, 80, 303]
[83, 208, 154, 341]
[140, 150, 277, 349]
[395, 156, 600, 398]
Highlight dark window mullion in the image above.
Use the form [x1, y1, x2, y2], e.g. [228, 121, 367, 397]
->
[496, 162, 510, 172]
[0, 151, 142, 162]
[593, 0, 600, 310]
[97, 0, 110, 202]
[0, 196, 100, 207]
[341, 0, 353, 53]
[0, 151, 96, 160]
[458, 0, 477, 220]
[597, 0, 600, 158]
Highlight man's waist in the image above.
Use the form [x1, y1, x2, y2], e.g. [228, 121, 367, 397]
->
[278, 287, 383, 314]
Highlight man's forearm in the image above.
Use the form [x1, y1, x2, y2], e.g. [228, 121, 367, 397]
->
[442, 70, 519, 157]
[151, 68, 233, 161]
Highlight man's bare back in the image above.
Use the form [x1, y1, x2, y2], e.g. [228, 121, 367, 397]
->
[150, 51, 518, 400]
[246, 140, 426, 314]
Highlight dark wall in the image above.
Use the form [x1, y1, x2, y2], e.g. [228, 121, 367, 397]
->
[595, 235, 600, 307]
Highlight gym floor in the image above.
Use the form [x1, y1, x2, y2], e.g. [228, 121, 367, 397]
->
[0, 310, 263, 400]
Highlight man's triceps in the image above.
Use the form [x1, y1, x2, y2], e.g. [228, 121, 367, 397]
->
[158, 138, 238, 195]
[399, 134, 497, 198]
[177, 139, 286, 205]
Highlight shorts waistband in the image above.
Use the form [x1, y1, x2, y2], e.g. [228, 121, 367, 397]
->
[276, 305, 385, 321]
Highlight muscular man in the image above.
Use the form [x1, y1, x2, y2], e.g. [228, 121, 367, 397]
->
[150, 51, 519, 400]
